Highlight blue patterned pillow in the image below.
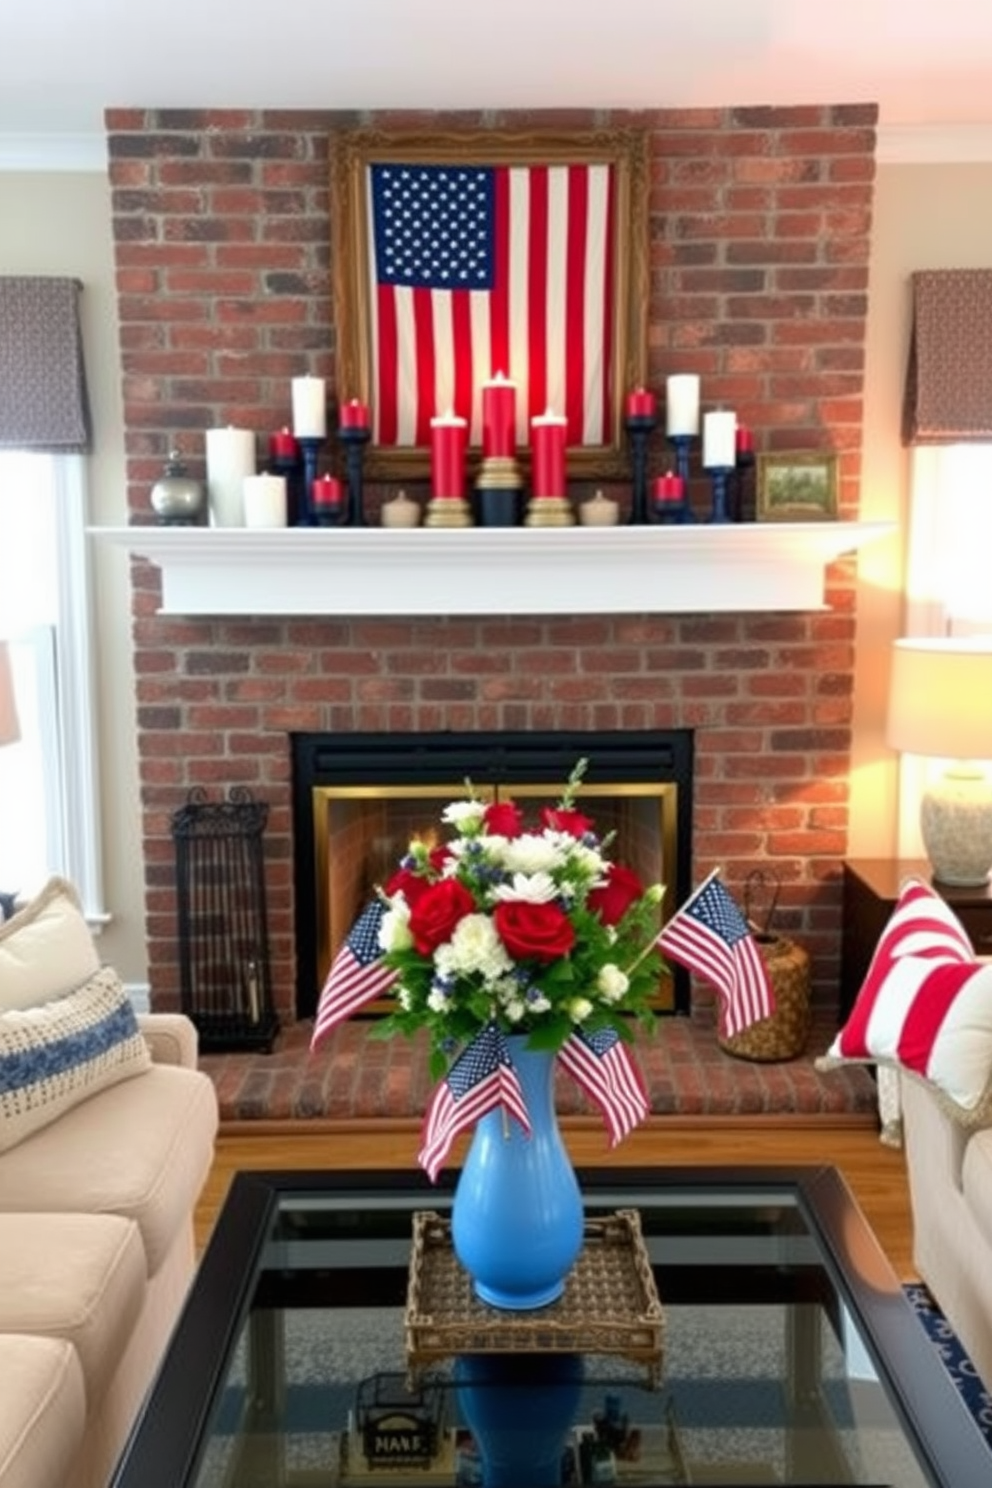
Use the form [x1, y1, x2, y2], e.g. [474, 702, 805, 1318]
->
[0, 965, 151, 1152]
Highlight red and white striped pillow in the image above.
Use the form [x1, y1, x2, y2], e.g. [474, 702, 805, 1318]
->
[818, 879, 992, 1121]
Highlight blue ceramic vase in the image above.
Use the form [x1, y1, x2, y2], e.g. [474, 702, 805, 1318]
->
[451, 1035, 584, 1309]
[454, 1353, 584, 1486]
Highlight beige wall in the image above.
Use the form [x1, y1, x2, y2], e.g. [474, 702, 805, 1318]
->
[850, 161, 992, 857]
[0, 170, 145, 980]
[4, 155, 992, 984]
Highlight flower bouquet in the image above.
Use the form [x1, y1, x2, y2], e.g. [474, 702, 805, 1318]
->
[310, 758, 774, 1309]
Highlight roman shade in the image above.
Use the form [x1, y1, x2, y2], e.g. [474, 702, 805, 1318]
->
[0, 277, 91, 452]
[903, 269, 992, 445]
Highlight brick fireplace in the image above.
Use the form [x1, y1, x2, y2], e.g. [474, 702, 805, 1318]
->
[107, 103, 875, 1025]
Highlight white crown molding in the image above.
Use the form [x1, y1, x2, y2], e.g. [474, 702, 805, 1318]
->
[2, 123, 992, 173]
[876, 123, 992, 165]
[0, 132, 107, 173]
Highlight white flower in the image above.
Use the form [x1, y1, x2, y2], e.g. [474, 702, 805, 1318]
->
[378, 900, 413, 953]
[502, 833, 565, 875]
[438, 914, 513, 982]
[427, 987, 452, 1014]
[569, 996, 594, 1022]
[502, 998, 527, 1023]
[397, 986, 413, 1011]
[442, 800, 486, 831]
[597, 964, 629, 1002]
[493, 870, 559, 904]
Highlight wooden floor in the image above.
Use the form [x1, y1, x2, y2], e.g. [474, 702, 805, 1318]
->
[196, 1116, 918, 1280]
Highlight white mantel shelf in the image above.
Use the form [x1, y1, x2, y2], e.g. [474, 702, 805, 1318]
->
[92, 521, 893, 617]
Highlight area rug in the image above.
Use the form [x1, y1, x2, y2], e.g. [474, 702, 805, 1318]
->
[904, 1283, 992, 1449]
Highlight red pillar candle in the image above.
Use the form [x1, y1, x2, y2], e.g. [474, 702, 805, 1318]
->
[430, 411, 468, 499]
[269, 426, 299, 460]
[481, 373, 517, 458]
[625, 386, 657, 420]
[339, 398, 370, 430]
[735, 424, 755, 456]
[652, 473, 685, 504]
[311, 474, 344, 508]
[530, 410, 568, 498]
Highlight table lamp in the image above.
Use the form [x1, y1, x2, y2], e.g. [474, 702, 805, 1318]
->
[886, 636, 992, 886]
[0, 641, 19, 748]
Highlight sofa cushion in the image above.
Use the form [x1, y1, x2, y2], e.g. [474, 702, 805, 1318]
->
[0, 964, 151, 1153]
[0, 1334, 86, 1488]
[818, 877, 992, 1122]
[962, 1126, 992, 1252]
[0, 1062, 218, 1275]
[0, 876, 99, 1011]
[0, 1212, 146, 1407]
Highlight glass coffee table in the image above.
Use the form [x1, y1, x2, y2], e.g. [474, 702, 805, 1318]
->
[110, 1166, 989, 1488]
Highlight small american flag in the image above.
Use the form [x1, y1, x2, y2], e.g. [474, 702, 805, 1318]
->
[418, 1023, 531, 1183]
[556, 1028, 649, 1145]
[310, 901, 396, 1052]
[367, 157, 615, 449]
[658, 871, 774, 1038]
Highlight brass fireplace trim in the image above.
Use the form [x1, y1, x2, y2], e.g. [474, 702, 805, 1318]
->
[310, 779, 678, 1012]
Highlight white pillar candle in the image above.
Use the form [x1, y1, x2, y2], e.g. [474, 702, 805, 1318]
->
[243, 473, 287, 528]
[205, 426, 256, 527]
[666, 374, 701, 437]
[702, 410, 737, 469]
[291, 376, 327, 438]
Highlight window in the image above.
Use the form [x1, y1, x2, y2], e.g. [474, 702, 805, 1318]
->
[0, 452, 104, 920]
[905, 445, 992, 636]
[896, 444, 992, 857]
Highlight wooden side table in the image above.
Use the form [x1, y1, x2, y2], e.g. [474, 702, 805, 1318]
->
[840, 858, 992, 1019]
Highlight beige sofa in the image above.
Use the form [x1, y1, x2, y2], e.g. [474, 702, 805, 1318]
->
[901, 1072, 992, 1391]
[0, 883, 219, 1488]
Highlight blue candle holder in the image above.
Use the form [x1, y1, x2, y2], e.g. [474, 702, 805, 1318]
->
[706, 464, 734, 523]
[296, 436, 324, 527]
[338, 425, 370, 527]
[668, 433, 694, 487]
[625, 412, 657, 525]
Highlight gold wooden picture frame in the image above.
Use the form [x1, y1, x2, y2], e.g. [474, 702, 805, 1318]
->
[756, 452, 839, 522]
[329, 127, 649, 483]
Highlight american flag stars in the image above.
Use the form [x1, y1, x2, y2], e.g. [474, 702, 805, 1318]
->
[374, 165, 495, 290]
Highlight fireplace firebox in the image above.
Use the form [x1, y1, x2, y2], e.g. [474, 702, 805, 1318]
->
[291, 730, 693, 1020]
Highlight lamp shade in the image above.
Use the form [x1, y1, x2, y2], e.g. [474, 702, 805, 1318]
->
[886, 637, 992, 761]
[0, 642, 19, 747]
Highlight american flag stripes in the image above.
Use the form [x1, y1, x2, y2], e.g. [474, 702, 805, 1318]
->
[367, 158, 616, 450]
[556, 1027, 649, 1145]
[310, 901, 397, 1053]
[658, 870, 774, 1038]
[418, 1022, 531, 1183]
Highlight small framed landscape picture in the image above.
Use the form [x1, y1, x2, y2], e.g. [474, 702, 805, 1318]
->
[756, 452, 839, 522]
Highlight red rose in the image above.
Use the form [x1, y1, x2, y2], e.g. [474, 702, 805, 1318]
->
[587, 863, 645, 926]
[483, 800, 524, 838]
[384, 865, 433, 908]
[539, 806, 595, 839]
[408, 878, 476, 955]
[494, 900, 575, 963]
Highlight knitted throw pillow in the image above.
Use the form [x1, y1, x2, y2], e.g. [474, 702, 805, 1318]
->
[0, 965, 151, 1152]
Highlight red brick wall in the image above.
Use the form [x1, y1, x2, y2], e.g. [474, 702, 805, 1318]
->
[106, 105, 876, 1020]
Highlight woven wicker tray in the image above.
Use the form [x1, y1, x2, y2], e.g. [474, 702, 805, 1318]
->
[405, 1208, 664, 1387]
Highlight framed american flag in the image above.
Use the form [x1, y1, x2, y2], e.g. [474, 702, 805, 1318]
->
[329, 128, 649, 482]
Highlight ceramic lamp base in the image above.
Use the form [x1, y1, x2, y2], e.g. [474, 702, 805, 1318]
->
[921, 764, 992, 886]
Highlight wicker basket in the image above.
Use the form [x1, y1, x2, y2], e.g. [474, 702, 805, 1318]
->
[717, 933, 811, 1062]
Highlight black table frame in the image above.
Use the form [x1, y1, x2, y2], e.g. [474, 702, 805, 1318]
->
[110, 1164, 991, 1488]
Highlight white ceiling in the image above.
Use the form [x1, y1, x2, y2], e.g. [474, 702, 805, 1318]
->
[3, 0, 992, 163]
